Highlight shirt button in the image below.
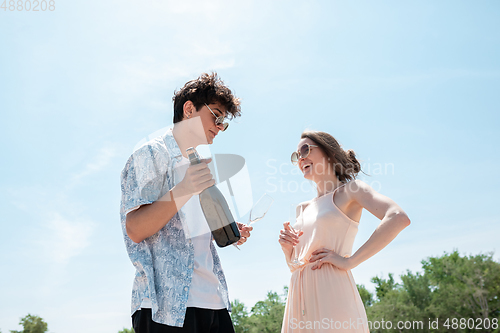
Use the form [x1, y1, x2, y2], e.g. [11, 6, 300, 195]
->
[184, 287, 188, 292]
[188, 264, 193, 269]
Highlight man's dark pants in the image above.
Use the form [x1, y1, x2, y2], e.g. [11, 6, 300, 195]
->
[132, 308, 235, 333]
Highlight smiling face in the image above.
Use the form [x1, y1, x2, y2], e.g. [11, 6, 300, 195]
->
[295, 138, 332, 182]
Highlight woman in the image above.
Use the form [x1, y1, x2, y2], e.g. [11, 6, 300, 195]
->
[279, 131, 410, 333]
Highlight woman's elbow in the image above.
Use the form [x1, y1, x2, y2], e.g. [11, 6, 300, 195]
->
[396, 211, 411, 228]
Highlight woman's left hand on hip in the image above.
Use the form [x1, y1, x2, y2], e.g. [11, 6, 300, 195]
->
[309, 248, 352, 270]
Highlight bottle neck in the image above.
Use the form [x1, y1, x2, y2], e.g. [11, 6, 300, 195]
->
[186, 147, 201, 165]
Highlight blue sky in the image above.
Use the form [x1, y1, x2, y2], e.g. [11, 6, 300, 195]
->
[1, 0, 499, 332]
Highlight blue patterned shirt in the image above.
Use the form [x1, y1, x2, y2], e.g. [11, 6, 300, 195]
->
[120, 129, 231, 327]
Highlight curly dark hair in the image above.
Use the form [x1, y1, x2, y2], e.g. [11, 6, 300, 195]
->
[172, 72, 241, 123]
[301, 131, 362, 183]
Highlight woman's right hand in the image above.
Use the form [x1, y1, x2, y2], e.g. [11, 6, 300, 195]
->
[279, 221, 303, 255]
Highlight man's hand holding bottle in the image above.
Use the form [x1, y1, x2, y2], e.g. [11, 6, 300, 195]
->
[172, 158, 214, 199]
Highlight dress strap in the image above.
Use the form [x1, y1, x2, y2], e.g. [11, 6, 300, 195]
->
[332, 182, 348, 194]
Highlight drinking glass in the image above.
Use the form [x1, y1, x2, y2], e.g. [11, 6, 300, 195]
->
[247, 193, 274, 226]
[289, 203, 304, 267]
[233, 193, 274, 249]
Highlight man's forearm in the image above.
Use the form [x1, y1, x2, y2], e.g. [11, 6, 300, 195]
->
[126, 186, 192, 243]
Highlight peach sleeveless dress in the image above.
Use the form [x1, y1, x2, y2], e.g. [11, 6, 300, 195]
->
[282, 184, 369, 333]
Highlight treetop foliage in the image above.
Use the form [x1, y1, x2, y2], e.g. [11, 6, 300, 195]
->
[9, 314, 48, 333]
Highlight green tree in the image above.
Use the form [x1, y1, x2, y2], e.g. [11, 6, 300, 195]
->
[231, 286, 287, 333]
[246, 290, 286, 333]
[357, 284, 374, 308]
[424, 251, 500, 321]
[366, 251, 500, 333]
[371, 273, 397, 301]
[368, 271, 432, 332]
[118, 328, 134, 333]
[10, 314, 48, 333]
[231, 299, 250, 333]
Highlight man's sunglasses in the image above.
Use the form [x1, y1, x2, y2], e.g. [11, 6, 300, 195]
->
[291, 143, 318, 165]
[205, 103, 229, 132]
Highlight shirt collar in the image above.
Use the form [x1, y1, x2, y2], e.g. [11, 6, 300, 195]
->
[163, 128, 183, 160]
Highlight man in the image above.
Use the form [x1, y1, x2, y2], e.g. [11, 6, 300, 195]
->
[120, 72, 252, 332]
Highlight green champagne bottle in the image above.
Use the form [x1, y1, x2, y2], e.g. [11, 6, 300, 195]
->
[186, 147, 241, 247]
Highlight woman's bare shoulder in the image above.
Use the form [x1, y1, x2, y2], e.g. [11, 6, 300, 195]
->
[343, 179, 374, 200]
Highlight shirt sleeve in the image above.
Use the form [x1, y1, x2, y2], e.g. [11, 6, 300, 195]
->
[121, 144, 169, 215]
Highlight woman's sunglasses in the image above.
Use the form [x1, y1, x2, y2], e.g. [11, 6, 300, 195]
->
[205, 103, 229, 132]
[291, 143, 318, 165]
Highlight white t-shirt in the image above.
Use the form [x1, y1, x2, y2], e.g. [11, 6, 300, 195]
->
[179, 156, 225, 309]
[186, 231, 226, 309]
